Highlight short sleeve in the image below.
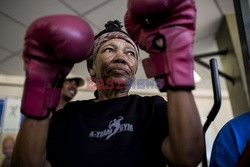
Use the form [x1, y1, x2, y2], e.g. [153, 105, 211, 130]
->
[140, 95, 168, 142]
[152, 95, 168, 116]
[151, 95, 168, 137]
[47, 106, 69, 166]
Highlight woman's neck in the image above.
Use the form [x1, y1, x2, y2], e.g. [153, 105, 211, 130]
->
[95, 88, 129, 102]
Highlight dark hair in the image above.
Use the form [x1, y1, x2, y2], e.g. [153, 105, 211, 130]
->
[95, 20, 129, 39]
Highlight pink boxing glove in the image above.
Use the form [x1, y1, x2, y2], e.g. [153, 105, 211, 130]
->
[21, 14, 94, 119]
[125, 0, 196, 91]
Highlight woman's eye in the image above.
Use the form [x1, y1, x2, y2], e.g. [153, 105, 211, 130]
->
[104, 48, 113, 53]
[127, 51, 135, 57]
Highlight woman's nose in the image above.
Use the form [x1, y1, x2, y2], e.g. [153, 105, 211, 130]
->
[113, 51, 127, 64]
[114, 57, 126, 64]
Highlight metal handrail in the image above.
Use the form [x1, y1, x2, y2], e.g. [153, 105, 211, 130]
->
[202, 59, 222, 167]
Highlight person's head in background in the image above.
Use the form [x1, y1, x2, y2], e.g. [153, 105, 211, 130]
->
[2, 136, 15, 158]
[56, 76, 84, 111]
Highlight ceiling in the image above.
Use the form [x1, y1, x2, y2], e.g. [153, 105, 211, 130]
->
[0, 0, 235, 91]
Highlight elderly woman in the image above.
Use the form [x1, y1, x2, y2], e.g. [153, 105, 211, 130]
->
[12, 1, 204, 166]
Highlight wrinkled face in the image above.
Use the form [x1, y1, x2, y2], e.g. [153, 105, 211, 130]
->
[89, 38, 138, 89]
[61, 80, 78, 101]
[2, 138, 14, 158]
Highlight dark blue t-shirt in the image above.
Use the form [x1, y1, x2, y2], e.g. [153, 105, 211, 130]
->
[47, 95, 168, 167]
[209, 112, 250, 167]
